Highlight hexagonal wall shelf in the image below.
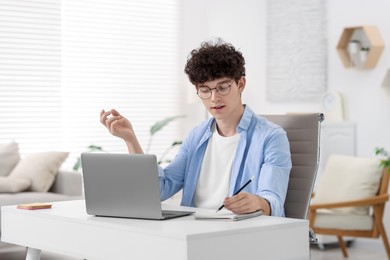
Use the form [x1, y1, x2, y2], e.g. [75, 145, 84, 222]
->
[336, 25, 385, 69]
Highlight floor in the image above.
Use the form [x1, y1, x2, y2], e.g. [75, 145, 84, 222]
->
[0, 239, 388, 260]
[310, 239, 388, 260]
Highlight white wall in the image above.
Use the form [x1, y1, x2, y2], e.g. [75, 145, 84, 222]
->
[178, 0, 270, 132]
[181, 0, 390, 239]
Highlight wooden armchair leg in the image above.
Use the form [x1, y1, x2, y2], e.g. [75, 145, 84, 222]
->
[373, 207, 390, 259]
[337, 236, 349, 258]
[377, 220, 390, 259]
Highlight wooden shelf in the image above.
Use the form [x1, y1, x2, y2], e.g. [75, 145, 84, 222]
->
[336, 25, 384, 69]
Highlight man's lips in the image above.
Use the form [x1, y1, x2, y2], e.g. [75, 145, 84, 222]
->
[211, 105, 225, 110]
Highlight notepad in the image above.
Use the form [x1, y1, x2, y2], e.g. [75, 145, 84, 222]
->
[17, 202, 52, 210]
[194, 209, 263, 221]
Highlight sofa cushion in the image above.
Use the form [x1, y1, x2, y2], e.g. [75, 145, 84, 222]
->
[312, 154, 382, 215]
[0, 177, 31, 193]
[9, 152, 69, 192]
[0, 142, 21, 177]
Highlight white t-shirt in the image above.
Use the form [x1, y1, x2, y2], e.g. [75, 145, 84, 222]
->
[193, 125, 240, 209]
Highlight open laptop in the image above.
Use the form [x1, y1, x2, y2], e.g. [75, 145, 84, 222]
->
[81, 153, 194, 220]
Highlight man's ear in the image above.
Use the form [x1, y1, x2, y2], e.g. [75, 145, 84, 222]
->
[238, 77, 246, 93]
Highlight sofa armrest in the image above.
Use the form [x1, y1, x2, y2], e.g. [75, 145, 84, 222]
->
[49, 170, 83, 197]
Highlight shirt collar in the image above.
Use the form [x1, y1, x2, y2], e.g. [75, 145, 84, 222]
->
[205, 104, 253, 134]
[237, 104, 253, 133]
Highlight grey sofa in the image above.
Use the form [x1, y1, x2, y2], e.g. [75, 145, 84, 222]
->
[0, 170, 83, 233]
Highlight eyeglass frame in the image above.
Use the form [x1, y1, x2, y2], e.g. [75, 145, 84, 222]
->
[196, 80, 235, 99]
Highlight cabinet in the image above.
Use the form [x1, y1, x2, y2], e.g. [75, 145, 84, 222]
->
[336, 26, 384, 69]
[316, 122, 356, 187]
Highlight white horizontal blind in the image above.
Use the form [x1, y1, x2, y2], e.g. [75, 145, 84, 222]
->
[0, 0, 181, 170]
[0, 0, 62, 153]
[62, 0, 181, 169]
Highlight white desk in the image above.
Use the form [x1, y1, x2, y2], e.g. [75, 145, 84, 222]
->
[1, 200, 309, 260]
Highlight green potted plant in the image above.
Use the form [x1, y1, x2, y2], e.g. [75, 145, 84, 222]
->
[73, 144, 105, 171]
[146, 115, 185, 165]
[375, 147, 390, 174]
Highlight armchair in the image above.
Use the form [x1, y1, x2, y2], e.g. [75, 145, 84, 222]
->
[309, 155, 390, 258]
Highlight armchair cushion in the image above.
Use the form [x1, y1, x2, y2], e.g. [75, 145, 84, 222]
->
[8, 152, 69, 192]
[0, 142, 21, 177]
[312, 154, 382, 215]
[313, 211, 373, 230]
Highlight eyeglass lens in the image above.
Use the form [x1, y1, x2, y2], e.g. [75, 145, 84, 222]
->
[197, 82, 232, 99]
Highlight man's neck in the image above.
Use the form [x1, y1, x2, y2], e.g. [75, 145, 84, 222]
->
[215, 105, 244, 137]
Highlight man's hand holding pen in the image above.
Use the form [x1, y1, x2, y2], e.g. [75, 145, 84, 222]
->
[216, 176, 270, 215]
[222, 192, 270, 215]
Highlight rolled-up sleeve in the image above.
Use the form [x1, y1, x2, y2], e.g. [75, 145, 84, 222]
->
[257, 128, 291, 217]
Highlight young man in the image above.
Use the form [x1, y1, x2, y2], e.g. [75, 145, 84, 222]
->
[100, 40, 291, 216]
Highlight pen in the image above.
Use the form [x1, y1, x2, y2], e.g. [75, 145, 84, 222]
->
[216, 176, 255, 212]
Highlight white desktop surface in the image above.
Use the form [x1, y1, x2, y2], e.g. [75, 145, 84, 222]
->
[1, 200, 309, 260]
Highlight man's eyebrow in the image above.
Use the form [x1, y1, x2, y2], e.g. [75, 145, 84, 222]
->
[199, 79, 231, 88]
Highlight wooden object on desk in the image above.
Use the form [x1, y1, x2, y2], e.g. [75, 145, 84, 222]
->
[17, 202, 52, 210]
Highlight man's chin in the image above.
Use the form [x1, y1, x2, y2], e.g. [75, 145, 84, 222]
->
[210, 113, 224, 120]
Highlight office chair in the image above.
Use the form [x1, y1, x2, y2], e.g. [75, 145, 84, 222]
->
[262, 113, 324, 244]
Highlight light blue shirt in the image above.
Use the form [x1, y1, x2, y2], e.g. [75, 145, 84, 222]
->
[158, 105, 292, 217]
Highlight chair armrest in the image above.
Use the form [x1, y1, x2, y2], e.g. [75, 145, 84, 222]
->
[50, 170, 83, 197]
[309, 194, 389, 210]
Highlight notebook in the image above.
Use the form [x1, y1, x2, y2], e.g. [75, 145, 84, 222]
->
[81, 153, 194, 220]
[194, 209, 264, 221]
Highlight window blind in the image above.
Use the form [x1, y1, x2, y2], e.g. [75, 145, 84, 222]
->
[0, 0, 62, 153]
[0, 0, 181, 170]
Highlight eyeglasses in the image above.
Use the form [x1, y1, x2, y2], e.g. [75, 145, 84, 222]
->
[196, 81, 234, 99]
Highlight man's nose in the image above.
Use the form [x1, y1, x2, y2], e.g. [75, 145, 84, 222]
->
[210, 88, 221, 100]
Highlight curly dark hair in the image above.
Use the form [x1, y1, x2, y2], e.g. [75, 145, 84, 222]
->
[184, 40, 246, 85]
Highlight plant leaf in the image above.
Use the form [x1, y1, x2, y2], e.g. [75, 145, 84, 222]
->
[375, 147, 390, 174]
[171, 141, 183, 147]
[150, 115, 185, 136]
[73, 158, 81, 171]
[88, 144, 103, 151]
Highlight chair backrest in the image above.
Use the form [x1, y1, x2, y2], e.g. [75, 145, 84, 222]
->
[262, 113, 324, 219]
